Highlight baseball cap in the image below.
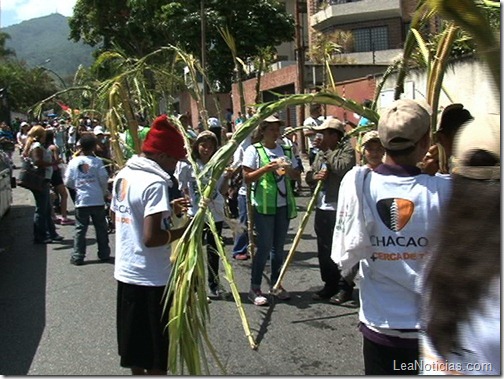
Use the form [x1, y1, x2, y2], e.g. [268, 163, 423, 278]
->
[312, 118, 345, 133]
[378, 99, 431, 150]
[452, 113, 500, 180]
[358, 130, 381, 153]
[21, 121, 29, 127]
[208, 117, 222, 128]
[93, 125, 105, 135]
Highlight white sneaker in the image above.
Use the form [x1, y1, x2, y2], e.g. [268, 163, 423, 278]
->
[248, 289, 269, 306]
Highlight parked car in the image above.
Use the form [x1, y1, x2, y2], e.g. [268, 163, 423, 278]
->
[0, 149, 13, 219]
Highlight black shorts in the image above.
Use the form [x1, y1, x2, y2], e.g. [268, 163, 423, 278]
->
[116, 281, 170, 371]
[51, 169, 64, 187]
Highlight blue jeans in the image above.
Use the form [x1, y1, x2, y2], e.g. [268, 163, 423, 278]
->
[73, 205, 110, 261]
[31, 182, 57, 242]
[232, 194, 249, 256]
[251, 206, 290, 290]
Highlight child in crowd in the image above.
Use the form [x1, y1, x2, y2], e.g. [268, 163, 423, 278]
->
[175, 131, 230, 299]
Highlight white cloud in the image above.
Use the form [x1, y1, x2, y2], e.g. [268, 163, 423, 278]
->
[3, 0, 77, 24]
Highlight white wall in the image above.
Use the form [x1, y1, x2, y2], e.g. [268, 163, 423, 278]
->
[378, 58, 500, 116]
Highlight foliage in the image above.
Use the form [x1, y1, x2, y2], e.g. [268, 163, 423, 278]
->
[69, 0, 295, 92]
[309, 30, 354, 63]
[0, 33, 15, 59]
[0, 60, 58, 113]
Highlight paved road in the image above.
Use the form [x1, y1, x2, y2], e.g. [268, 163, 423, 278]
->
[0, 155, 364, 375]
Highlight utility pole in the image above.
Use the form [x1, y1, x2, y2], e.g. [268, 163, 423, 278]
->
[200, 0, 206, 111]
[295, 0, 307, 154]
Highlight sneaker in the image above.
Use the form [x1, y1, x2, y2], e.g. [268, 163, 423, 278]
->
[60, 218, 75, 226]
[312, 286, 338, 301]
[51, 235, 64, 242]
[248, 289, 269, 306]
[70, 258, 84, 266]
[269, 286, 291, 301]
[208, 288, 222, 300]
[53, 218, 61, 225]
[329, 289, 353, 305]
[233, 253, 250, 261]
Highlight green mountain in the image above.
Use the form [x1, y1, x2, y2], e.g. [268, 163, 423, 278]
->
[1, 13, 97, 81]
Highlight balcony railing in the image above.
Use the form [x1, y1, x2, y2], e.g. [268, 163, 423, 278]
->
[312, 0, 402, 30]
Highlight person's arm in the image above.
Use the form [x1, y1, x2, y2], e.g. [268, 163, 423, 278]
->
[97, 161, 109, 194]
[143, 212, 188, 247]
[243, 162, 278, 184]
[63, 161, 75, 189]
[242, 145, 279, 184]
[325, 142, 356, 177]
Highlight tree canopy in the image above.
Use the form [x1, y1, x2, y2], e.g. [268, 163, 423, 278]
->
[69, 0, 295, 91]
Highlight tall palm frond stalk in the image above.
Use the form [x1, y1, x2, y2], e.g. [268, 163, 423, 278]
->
[427, 0, 500, 93]
[219, 27, 246, 114]
[273, 180, 323, 291]
[166, 91, 381, 374]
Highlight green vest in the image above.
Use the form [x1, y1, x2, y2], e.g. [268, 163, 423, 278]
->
[252, 143, 297, 219]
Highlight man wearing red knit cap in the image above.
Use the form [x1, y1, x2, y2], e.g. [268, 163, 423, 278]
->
[111, 115, 190, 375]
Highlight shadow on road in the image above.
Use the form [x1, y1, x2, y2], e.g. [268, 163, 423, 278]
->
[0, 204, 47, 375]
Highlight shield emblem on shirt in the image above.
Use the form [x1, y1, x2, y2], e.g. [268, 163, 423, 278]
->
[114, 178, 129, 202]
[376, 198, 414, 232]
[78, 163, 90, 173]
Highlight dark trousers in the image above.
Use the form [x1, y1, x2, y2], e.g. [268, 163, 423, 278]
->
[363, 336, 419, 375]
[232, 194, 248, 256]
[314, 209, 346, 291]
[204, 221, 223, 291]
[73, 205, 110, 260]
[314, 208, 353, 291]
[31, 182, 57, 242]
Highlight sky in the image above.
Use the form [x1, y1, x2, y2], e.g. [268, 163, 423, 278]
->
[1, 0, 77, 28]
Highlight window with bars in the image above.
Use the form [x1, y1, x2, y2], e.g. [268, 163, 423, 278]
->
[353, 26, 389, 52]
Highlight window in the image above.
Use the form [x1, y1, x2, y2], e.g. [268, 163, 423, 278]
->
[353, 26, 389, 52]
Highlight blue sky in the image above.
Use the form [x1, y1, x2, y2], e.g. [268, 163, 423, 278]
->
[1, 0, 76, 28]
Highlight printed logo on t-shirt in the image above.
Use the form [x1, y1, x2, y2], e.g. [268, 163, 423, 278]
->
[114, 178, 129, 202]
[376, 198, 414, 232]
[78, 163, 90, 174]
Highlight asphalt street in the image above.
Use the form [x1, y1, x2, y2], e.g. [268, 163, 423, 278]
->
[0, 154, 364, 376]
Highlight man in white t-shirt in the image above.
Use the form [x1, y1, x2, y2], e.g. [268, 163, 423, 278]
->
[111, 115, 190, 375]
[331, 99, 452, 375]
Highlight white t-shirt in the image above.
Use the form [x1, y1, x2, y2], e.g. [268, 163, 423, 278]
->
[112, 167, 173, 286]
[361, 172, 451, 329]
[174, 160, 226, 222]
[242, 143, 298, 208]
[64, 155, 109, 207]
[332, 167, 451, 330]
[231, 136, 252, 196]
[30, 142, 53, 179]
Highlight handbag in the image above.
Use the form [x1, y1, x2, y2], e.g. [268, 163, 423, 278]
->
[17, 157, 46, 192]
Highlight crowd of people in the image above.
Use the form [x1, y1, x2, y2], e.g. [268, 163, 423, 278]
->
[5, 99, 500, 375]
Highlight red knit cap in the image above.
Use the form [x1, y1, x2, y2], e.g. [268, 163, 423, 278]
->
[142, 115, 186, 160]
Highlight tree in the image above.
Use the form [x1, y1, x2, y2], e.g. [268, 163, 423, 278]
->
[0, 32, 15, 60]
[69, 0, 295, 91]
[0, 61, 58, 113]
